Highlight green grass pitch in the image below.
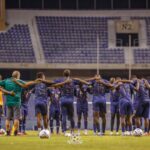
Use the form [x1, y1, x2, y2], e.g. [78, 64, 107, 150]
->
[0, 131, 150, 150]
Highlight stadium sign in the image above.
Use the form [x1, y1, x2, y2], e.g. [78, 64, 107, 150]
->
[116, 21, 139, 33]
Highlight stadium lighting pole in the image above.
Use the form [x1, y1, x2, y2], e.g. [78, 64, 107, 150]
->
[128, 34, 132, 79]
[97, 34, 100, 75]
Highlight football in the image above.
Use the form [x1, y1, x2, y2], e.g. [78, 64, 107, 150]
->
[0, 129, 6, 135]
[39, 129, 50, 139]
[133, 128, 143, 137]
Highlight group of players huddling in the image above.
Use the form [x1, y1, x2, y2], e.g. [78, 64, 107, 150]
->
[0, 70, 150, 136]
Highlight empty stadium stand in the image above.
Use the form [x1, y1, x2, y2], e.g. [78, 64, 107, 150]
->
[0, 10, 150, 69]
[0, 24, 36, 63]
[134, 49, 150, 63]
[36, 16, 124, 64]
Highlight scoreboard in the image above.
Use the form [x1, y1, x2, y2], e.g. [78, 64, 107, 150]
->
[0, 0, 5, 30]
[116, 20, 140, 33]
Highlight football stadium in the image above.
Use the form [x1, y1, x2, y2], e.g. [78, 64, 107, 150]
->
[0, 0, 150, 150]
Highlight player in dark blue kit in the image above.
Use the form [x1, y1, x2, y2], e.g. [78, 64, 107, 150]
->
[49, 87, 61, 134]
[14, 72, 56, 134]
[87, 74, 113, 136]
[109, 77, 120, 135]
[129, 75, 141, 130]
[53, 69, 89, 135]
[146, 77, 150, 133]
[135, 79, 150, 135]
[30, 72, 54, 132]
[19, 88, 32, 135]
[116, 79, 138, 136]
[74, 83, 91, 135]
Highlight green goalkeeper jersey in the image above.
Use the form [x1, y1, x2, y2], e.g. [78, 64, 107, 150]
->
[0, 77, 25, 107]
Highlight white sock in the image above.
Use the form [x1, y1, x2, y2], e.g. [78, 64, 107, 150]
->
[38, 128, 42, 132]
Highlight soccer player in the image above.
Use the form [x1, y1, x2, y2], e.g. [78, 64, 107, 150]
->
[53, 69, 89, 135]
[0, 82, 15, 131]
[0, 74, 3, 130]
[87, 74, 113, 136]
[135, 79, 150, 135]
[1, 70, 38, 136]
[19, 88, 32, 135]
[30, 72, 53, 132]
[130, 75, 140, 130]
[15, 72, 54, 133]
[116, 79, 138, 136]
[49, 87, 61, 134]
[74, 83, 90, 135]
[109, 77, 120, 135]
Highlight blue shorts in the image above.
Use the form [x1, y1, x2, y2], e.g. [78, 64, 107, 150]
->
[60, 96, 74, 105]
[61, 101, 74, 120]
[21, 104, 28, 117]
[93, 96, 106, 113]
[119, 99, 133, 116]
[35, 102, 47, 116]
[76, 101, 88, 116]
[49, 105, 60, 120]
[111, 102, 119, 114]
[135, 101, 150, 119]
[133, 100, 140, 111]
